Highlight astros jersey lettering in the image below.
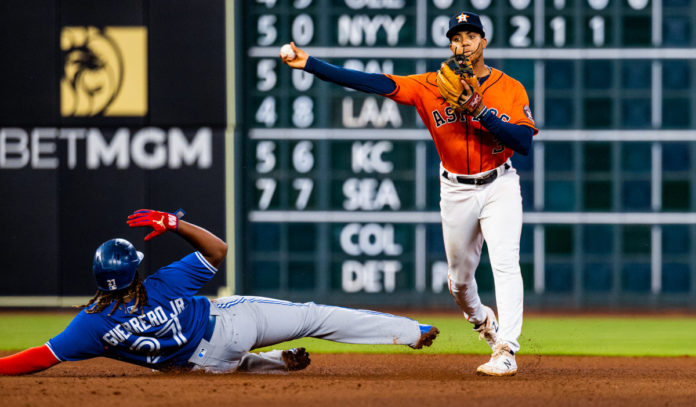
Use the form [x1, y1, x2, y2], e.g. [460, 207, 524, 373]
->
[47, 252, 216, 368]
[385, 69, 538, 175]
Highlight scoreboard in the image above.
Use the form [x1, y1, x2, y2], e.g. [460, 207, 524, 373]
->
[236, 0, 696, 307]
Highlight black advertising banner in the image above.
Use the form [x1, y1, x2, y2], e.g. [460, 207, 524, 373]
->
[148, 0, 226, 126]
[0, 0, 58, 126]
[0, 126, 226, 296]
[0, 0, 227, 297]
[0, 0, 225, 127]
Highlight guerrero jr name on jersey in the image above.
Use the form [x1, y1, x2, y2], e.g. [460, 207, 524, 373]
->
[47, 252, 217, 367]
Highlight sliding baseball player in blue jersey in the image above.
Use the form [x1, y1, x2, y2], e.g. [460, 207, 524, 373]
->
[0, 209, 439, 375]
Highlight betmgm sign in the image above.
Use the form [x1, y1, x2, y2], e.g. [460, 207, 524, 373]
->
[60, 26, 147, 118]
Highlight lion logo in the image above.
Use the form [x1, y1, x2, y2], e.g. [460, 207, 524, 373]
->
[61, 26, 147, 117]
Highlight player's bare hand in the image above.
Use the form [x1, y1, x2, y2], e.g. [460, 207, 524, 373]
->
[279, 42, 308, 69]
[460, 77, 481, 95]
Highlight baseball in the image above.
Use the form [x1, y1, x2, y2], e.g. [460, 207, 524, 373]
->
[280, 43, 296, 60]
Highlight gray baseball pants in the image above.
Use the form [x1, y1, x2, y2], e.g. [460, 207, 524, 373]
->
[187, 296, 422, 373]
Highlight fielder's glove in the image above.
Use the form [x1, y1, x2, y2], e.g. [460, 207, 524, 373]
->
[127, 209, 186, 241]
[436, 54, 487, 118]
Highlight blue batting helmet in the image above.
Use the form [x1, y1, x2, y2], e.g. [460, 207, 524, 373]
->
[92, 238, 144, 291]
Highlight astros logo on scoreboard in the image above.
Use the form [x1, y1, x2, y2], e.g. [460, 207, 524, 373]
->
[60, 26, 147, 117]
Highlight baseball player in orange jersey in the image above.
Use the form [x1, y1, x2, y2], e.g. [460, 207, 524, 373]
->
[281, 11, 537, 376]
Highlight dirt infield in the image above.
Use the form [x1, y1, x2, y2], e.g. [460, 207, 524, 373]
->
[1, 353, 694, 407]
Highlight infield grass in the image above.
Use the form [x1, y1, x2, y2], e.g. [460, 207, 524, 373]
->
[1, 312, 694, 356]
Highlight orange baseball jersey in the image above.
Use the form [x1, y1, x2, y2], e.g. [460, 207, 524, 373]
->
[384, 69, 538, 175]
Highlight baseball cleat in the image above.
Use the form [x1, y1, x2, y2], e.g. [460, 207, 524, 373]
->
[411, 324, 439, 349]
[475, 343, 517, 376]
[281, 347, 311, 371]
[473, 305, 498, 350]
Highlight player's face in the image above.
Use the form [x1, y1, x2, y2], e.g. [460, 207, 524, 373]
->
[449, 31, 487, 61]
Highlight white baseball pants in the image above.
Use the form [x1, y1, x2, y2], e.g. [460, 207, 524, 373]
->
[440, 162, 524, 353]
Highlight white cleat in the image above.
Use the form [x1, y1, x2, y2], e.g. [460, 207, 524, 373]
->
[473, 305, 498, 351]
[476, 343, 517, 376]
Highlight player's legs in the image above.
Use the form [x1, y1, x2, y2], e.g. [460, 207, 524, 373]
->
[440, 175, 487, 325]
[479, 169, 524, 353]
[188, 302, 301, 373]
[213, 296, 422, 350]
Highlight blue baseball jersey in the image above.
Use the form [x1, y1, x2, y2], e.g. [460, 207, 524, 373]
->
[47, 252, 216, 368]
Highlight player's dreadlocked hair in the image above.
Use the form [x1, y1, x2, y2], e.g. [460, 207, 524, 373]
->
[79, 274, 149, 316]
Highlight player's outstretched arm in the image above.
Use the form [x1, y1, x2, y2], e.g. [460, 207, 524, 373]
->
[127, 209, 228, 268]
[279, 42, 397, 95]
[0, 345, 60, 375]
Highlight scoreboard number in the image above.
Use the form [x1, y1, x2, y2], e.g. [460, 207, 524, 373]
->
[292, 141, 314, 173]
[255, 141, 276, 173]
[509, 16, 532, 47]
[291, 14, 314, 46]
[292, 178, 314, 210]
[255, 96, 277, 127]
[292, 96, 314, 128]
[549, 17, 566, 47]
[257, 15, 277, 46]
[256, 59, 276, 91]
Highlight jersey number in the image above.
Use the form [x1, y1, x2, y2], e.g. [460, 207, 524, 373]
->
[129, 316, 188, 365]
[130, 337, 161, 364]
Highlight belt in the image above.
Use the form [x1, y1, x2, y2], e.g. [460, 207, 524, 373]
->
[203, 315, 216, 342]
[442, 163, 510, 186]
